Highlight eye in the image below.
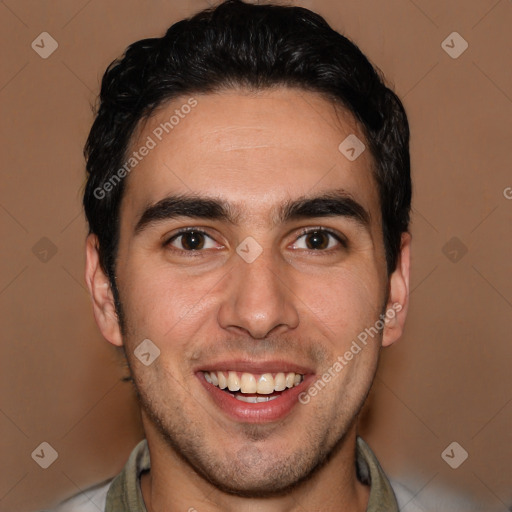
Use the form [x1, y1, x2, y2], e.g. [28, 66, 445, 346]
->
[165, 229, 221, 252]
[291, 228, 346, 252]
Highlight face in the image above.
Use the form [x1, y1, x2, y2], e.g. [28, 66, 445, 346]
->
[86, 87, 410, 497]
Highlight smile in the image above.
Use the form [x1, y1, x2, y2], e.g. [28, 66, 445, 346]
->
[197, 364, 313, 423]
[203, 371, 304, 403]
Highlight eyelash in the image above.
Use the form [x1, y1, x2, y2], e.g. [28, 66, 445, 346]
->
[292, 227, 348, 253]
[163, 226, 347, 256]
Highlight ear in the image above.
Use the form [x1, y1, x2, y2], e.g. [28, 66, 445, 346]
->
[84, 233, 124, 347]
[382, 232, 411, 347]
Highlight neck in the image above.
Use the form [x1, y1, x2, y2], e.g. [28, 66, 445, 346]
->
[140, 423, 370, 512]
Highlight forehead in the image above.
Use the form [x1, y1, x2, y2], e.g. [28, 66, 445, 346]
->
[120, 87, 379, 227]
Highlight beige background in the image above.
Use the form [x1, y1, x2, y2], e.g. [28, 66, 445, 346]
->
[1, 0, 511, 511]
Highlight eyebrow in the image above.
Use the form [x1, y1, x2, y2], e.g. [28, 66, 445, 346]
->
[133, 188, 371, 236]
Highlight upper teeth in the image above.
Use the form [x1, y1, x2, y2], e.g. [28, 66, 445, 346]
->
[203, 371, 303, 394]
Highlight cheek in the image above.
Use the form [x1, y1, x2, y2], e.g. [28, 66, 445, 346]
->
[119, 261, 222, 341]
[297, 265, 383, 337]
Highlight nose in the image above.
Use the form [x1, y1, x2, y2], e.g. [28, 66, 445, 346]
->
[217, 250, 300, 339]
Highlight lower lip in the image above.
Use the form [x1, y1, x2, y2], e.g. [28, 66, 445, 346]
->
[197, 373, 315, 423]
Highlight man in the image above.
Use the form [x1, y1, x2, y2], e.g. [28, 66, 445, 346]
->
[52, 0, 415, 510]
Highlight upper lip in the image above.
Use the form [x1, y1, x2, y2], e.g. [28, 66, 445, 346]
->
[194, 359, 314, 375]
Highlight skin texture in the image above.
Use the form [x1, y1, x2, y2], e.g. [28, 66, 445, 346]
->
[85, 87, 411, 512]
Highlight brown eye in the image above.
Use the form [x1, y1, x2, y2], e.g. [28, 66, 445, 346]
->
[166, 230, 219, 252]
[291, 228, 345, 252]
[304, 230, 330, 250]
[179, 231, 205, 250]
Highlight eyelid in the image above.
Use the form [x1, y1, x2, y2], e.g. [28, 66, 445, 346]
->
[164, 227, 223, 253]
[291, 226, 348, 250]
[163, 226, 347, 254]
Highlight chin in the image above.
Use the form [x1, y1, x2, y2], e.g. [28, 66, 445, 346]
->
[190, 440, 333, 499]
[198, 465, 309, 499]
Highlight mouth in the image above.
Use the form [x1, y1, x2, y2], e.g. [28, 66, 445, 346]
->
[196, 363, 314, 423]
[204, 370, 304, 401]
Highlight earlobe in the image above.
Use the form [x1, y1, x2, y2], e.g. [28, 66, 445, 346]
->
[84, 234, 124, 347]
[382, 232, 411, 347]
